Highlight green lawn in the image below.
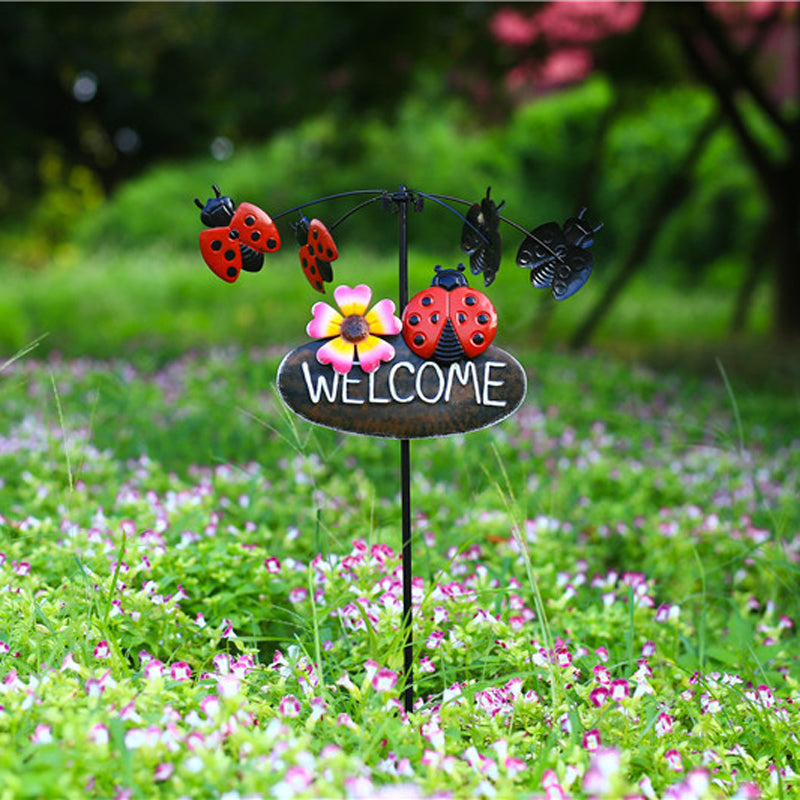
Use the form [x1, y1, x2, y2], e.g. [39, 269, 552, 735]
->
[0, 339, 797, 798]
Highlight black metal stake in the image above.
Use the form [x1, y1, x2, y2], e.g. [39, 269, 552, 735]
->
[395, 187, 414, 714]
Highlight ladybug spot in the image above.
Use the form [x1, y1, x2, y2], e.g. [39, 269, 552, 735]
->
[312, 229, 319, 240]
[413, 334, 425, 346]
[457, 313, 466, 323]
[317, 243, 324, 254]
[316, 281, 323, 291]
[224, 249, 236, 261]
[431, 313, 439, 323]
[211, 240, 222, 251]
[472, 333, 485, 345]
[244, 215, 255, 226]
[326, 248, 334, 259]
[421, 296, 433, 307]
[301, 258, 308, 268]
[228, 229, 240, 240]
[227, 267, 237, 278]
[465, 295, 477, 306]
[310, 264, 317, 275]
[250, 231, 261, 242]
[477, 313, 489, 324]
[307, 244, 315, 255]
[408, 314, 420, 325]
[267, 238, 278, 249]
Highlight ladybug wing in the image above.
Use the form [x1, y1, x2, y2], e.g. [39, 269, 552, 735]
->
[516, 222, 567, 271]
[229, 202, 281, 253]
[468, 229, 502, 287]
[460, 201, 484, 255]
[199, 226, 242, 283]
[450, 287, 497, 358]
[299, 219, 338, 293]
[551, 247, 593, 300]
[402, 288, 448, 360]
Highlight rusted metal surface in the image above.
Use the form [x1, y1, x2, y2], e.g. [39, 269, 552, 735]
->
[277, 335, 526, 439]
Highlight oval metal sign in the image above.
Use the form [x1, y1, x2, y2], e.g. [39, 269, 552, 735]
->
[277, 335, 526, 439]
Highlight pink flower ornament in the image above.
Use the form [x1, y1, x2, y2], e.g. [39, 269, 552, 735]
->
[307, 284, 402, 374]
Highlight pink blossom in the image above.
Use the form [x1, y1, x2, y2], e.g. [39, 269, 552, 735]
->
[30, 724, 52, 744]
[60, 652, 81, 672]
[279, 694, 301, 718]
[590, 685, 610, 707]
[200, 695, 221, 718]
[143, 659, 164, 680]
[610, 678, 629, 701]
[594, 664, 611, 684]
[655, 712, 674, 737]
[264, 556, 281, 573]
[88, 723, 109, 745]
[583, 728, 602, 750]
[288, 587, 308, 604]
[170, 661, 192, 682]
[665, 748, 684, 772]
[372, 667, 398, 693]
[421, 718, 445, 750]
[154, 763, 174, 782]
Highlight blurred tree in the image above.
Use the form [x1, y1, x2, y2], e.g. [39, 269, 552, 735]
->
[490, 1, 799, 341]
[0, 2, 498, 213]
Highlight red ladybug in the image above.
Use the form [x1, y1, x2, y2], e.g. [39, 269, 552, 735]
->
[293, 216, 338, 293]
[194, 185, 281, 283]
[402, 265, 497, 363]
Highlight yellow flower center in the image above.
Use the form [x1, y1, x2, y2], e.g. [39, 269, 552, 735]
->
[340, 314, 370, 344]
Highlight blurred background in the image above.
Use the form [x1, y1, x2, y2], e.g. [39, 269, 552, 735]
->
[1, 1, 798, 386]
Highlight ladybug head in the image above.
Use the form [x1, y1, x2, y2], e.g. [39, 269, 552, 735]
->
[563, 207, 603, 249]
[194, 184, 236, 228]
[431, 264, 468, 291]
[292, 215, 311, 247]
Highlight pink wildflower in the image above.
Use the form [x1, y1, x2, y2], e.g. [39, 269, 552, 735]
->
[590, 685, 610, 707]
[665, 748, 684, 772]
[610, 678, 629, 701]
[583, 728, 602, 750]
[264, 556, 281, 573]
[30, 724, 52, 744]
[655, 712, 674, 737]
[170, 661, 192, 681]
[279, 694, 301, 717]
[372, 667, 398, 693]
[88, 723, 109, 745]
[154, 763, 174, 782]
[143, 659, 164, 680]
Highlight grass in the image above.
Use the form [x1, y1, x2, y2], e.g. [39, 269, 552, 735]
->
[0, 341, 798, 798]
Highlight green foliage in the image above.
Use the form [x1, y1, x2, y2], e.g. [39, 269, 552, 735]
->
[0, 347, 798, 797]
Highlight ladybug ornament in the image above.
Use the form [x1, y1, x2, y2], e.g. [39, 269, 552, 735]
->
[194, 185, 281, 283]
[516, 207, 601, 300]
[293, 216, 338, 293]
[402, 265, 497, 364]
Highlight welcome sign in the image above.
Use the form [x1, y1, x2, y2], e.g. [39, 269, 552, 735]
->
[278, 336, 526, 439]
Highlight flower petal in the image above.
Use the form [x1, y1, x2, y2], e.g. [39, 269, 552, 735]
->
[365, 298, 402, 336]
[356, 335, 395, 374]
[307, 302, 343, 339]
[334, 284, 372, 317]
[317, 337, 356, 374]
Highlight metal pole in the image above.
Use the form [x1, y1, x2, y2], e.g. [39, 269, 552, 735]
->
[395, 187, 414, 714]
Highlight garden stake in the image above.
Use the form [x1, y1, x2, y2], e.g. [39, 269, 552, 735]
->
[194, 183, 601, 714]
[392, 187, 415, 713]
